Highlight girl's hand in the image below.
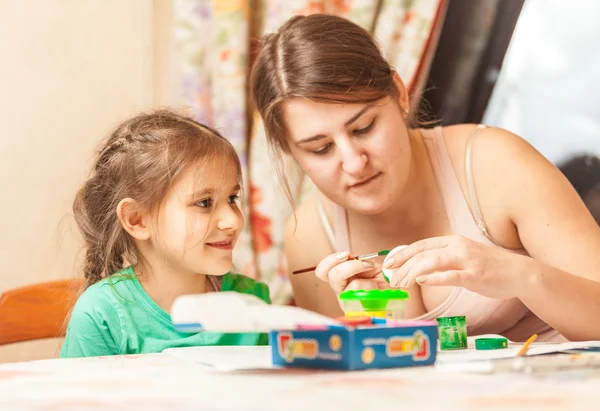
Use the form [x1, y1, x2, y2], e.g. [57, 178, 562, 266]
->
[315, 251, 390, 295]
[384, 236, 526, 300]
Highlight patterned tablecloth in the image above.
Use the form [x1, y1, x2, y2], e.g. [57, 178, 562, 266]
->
[1, 346, 599, 411]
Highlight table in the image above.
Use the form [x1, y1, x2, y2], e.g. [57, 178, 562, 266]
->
[1, 347, 599, 410]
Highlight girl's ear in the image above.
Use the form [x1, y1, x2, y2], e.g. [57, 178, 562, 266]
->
[117, 198, 151, 240]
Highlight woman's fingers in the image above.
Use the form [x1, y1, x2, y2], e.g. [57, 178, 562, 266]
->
[344, 278, 380, 291]
[384, 236, 453, 271]
[328, 259, 377, 283]
[314, 251, 350, 282]
[315, 252, 385, 294]
[416, 270, 464, 287]
[390, 249, 461, 288]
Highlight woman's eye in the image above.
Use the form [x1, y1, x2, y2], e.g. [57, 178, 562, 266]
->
[228, 195, 241, 204]
[354, 119, 375, 135]
[196, 198, 213, 209]
[313, 143, 333, 155]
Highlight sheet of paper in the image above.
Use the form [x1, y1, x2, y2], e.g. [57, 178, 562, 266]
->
[163, 346, 276, 371]
[437, 335, 600, 364]
[171, 292, 340, 333]
[163, 336, 600, 373]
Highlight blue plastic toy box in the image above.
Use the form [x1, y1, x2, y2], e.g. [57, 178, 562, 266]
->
[270, 321, 438, 370]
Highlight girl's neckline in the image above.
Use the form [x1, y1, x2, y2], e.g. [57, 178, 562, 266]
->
[126, 266, 173, 323]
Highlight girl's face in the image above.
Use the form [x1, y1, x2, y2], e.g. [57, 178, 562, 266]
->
[148, 156, 243, 276]
[283, 96, 412, 215]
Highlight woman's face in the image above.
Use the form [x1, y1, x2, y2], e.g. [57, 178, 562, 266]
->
[283, 95, 412, 215]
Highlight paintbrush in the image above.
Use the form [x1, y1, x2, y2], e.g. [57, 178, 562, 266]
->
[292, 250, 390, 275]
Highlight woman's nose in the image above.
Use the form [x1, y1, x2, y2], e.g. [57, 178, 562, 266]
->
[340, 142, 368, 175]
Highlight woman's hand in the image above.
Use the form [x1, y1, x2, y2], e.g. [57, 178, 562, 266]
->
[315, 251, 390, 295]
[384, 235, 526, 300]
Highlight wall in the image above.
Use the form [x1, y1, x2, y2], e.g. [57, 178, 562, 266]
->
[0, 0, 172, 362]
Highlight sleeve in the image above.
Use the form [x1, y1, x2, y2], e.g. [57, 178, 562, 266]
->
[60, 287, 123, 358]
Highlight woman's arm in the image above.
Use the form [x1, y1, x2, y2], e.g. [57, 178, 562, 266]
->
[393, 126, 600, 340]
[284, 197, 344, 317]
[517, 256, 600, 341]
[480, 127, 600, 340]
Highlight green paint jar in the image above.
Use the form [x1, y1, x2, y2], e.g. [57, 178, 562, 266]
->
[339, 289, 409, 320]
[437, 316, 468, 350]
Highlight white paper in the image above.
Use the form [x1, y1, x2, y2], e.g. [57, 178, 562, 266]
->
[163, 346, 276, 371]
[171, 292, 340, 333]
[437, 335, 600, 364]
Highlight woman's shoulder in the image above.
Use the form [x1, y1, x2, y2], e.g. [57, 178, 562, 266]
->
[284, 194, 334, 237]
[282, 194, 337, 289]
[440, 124, 531, 159]
[284, 194, 335, 253]
[288, 194, 321, 222]
[437, 123, 552, 249]
[435, 124, 537, 180]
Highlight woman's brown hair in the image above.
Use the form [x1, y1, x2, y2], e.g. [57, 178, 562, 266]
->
[250, 13, 400, 154]
[73, 109, 241, 289]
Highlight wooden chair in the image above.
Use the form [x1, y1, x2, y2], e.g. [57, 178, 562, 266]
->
[0, 279, 83, 346]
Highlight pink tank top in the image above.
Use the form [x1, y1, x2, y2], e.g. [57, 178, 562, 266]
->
[317, 125, 565, 343]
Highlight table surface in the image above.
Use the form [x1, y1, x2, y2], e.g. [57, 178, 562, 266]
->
[1, 346, 600, 411]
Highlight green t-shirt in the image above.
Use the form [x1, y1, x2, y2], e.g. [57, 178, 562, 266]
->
[60, 267, 271, 358]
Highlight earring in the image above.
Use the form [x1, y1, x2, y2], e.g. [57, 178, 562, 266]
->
[401, 106, 410, 117]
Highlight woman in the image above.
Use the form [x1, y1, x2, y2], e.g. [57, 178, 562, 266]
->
[250, 14, 600, 342]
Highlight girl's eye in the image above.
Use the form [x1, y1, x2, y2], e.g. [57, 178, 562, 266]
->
[196, 198, 213, 209]
[313, 143, 333, 155]
[354, 119, 375, 135]
[228, 195, 241, 204]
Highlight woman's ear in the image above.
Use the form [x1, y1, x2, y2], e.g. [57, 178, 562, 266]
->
[392, 71, 411, 117]
[117, 198, 150, 240]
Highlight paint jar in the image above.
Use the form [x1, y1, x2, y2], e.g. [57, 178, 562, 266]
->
[339, 289, 409, 320]
[436, 316, 468, 350]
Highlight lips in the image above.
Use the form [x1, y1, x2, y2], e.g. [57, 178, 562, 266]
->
[348, 172, 381, 189]
[205, 239, 233, 250]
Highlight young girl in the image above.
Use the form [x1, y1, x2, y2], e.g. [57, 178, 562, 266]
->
[61, 110, 270, 358]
